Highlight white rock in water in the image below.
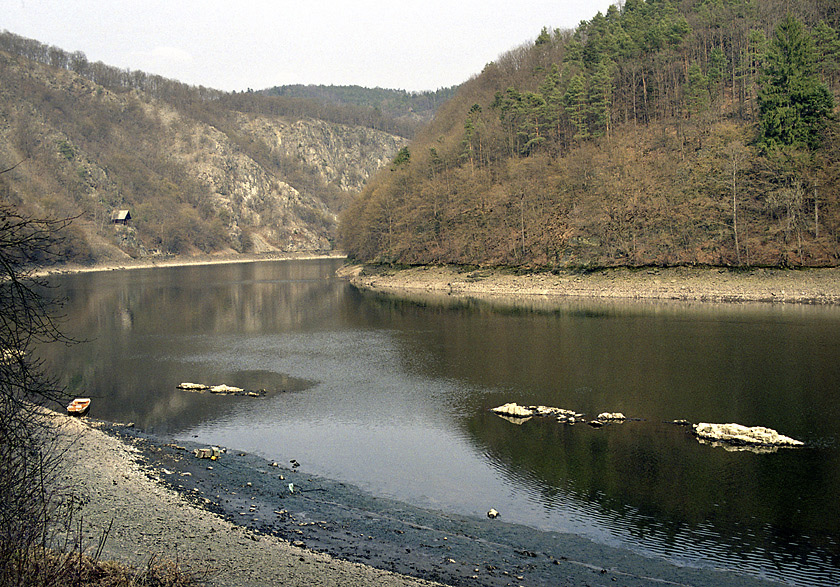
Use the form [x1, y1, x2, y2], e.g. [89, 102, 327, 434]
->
[492, 403, 585, 421]
[693, 422, 804, 447]
[210, 384, 244, 394]
[596, 412, 626, 421]
[178, 382, 209, 390]
[533, 406, 584, 419]
[491, 403, 535, 418]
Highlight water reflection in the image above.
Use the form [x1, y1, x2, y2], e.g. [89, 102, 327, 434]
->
[39, 260, 341, 431]
[38, 260, 840, 586]
[349, 289, 840, 584]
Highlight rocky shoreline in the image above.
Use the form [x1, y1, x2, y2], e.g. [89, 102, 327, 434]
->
[52, 414, 780, 587]
[51, 412, 441, 587]
[341, 264, 840, 305]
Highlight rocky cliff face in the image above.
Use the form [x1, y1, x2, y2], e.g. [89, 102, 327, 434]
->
[0, 49, 407, 261]
[238, 116, 398, 192]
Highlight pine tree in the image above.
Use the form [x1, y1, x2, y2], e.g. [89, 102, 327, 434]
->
[813, 20, 840, 91]
[539, 64, 565, 148]
[686, 63, 710, 117]
[757, 15, 834, 152]
[564, 73, 590, 141]
[589, 60, 616, 137]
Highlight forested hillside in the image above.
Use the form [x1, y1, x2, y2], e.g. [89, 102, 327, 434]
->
[341, 0, 840, 268]
[0, 31, 410, 263]
[260, 85, 459, 137]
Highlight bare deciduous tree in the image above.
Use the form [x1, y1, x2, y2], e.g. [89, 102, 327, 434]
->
[0, 199, 75, 585]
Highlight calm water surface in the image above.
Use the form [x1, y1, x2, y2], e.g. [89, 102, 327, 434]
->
[41, 259, 840, 586]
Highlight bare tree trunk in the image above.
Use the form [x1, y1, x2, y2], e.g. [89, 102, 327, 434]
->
[732, 154, 741, 265]
[815, 187, 819, 238]
[520, 191, 527, 259]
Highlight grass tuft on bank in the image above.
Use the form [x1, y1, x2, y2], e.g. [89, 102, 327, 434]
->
[10, 547, 204, 587]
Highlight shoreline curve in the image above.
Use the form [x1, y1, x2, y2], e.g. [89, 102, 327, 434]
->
[341, 264, 840, 305]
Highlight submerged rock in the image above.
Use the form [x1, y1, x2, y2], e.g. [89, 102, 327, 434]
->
[692, 422, 804, 449]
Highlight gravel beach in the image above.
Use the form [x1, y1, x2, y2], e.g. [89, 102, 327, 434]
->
[51, 413, 443, 587]
[341, 264, 840, 305]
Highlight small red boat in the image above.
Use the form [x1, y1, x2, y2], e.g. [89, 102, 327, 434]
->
[67, 398, 91, 416]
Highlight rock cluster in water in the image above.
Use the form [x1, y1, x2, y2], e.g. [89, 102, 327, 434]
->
[490, 402, 805, 452]
[490, 402, 619, 426]
[177, 382, 265, 397]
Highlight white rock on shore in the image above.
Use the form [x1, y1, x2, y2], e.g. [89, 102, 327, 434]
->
[692, 422, 804, 448]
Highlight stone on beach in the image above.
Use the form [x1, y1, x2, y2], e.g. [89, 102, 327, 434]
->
[692, 422, 804, 448]
[193, 446, 224, 459]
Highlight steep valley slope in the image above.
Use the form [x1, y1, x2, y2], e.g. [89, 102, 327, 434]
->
[0, 45, 408, 263]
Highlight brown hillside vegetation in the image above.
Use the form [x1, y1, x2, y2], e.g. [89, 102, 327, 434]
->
[0, 32, 408, 264]
[341, 0, 840, 268]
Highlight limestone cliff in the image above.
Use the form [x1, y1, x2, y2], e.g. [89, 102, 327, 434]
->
[0, 47, 408, 262]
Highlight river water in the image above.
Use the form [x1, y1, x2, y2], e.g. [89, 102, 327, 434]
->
[40, 258, 840, 586]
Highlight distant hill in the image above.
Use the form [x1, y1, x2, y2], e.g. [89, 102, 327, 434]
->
[0, 31, 413, 264]
[341, 0, 840, 268]
[260, 84, 459, 135]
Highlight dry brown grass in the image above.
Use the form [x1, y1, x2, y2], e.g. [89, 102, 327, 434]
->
[7, 547, 205, 587]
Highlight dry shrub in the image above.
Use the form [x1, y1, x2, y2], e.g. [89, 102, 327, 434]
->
[9, 548, 203, 587]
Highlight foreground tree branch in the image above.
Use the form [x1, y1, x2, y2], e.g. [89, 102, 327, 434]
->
[0, 201, 77, 585]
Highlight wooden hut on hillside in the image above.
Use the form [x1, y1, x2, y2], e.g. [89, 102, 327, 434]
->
[111, 209, 131, 225]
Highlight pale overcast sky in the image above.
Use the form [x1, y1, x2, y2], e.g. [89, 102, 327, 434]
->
[4, 1, 617, 92]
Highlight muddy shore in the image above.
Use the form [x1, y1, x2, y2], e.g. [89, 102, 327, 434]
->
[51, 412, 442, 587]
[53, 414, 779, 587]
[342, 264, 840, 305]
